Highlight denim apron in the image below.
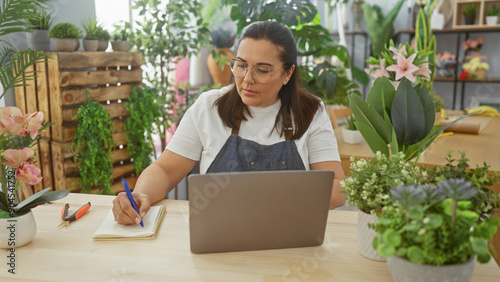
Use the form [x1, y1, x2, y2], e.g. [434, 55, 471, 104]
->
[206, 116, 306, 173]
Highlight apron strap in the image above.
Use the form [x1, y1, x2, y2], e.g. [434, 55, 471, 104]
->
[232, 112, 294, 140]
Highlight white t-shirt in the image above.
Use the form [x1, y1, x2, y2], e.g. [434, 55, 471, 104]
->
[166, 86, 340, 174]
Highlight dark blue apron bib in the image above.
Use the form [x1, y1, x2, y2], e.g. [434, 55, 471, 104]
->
[206, 118, 306, 173]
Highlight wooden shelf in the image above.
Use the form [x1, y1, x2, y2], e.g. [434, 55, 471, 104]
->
[435, 77, 500, 82]
[454, 0, 500, 28]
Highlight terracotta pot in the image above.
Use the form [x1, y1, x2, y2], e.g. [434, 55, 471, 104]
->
[387, 255, 475, 282]
[53, 38, 79, 52]
[0, 211, 37, 248]
[207, 48, 235, 86]
[358, 210, 385, 261]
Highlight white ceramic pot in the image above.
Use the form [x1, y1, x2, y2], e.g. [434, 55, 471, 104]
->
[0, 211, 37, 248]
[357, 210, 385, 261]
[387, 255, 475, 282]
[83, 39, 99, 51]
[53, 38, 79, 52]
[111, 41, 131, 52]
[189, 46, 212, 87]
[342, 128, 364, 144]
[486, 16, 498, 26]
[26, 29, 50, 51]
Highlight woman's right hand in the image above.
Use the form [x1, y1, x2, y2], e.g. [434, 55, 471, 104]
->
[112, 191, 151, 225]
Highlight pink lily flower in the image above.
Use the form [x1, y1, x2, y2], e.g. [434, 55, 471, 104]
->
[386, 53, 420, 83]
[389, 45, 407, 58]
[15, 163, 43, 186]
[0, 107, 24, 135]
[365, 59, 389, 79]
[414, 62, 431, 81]
[3, 148, 36, 168]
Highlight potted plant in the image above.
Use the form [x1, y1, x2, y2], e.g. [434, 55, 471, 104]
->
[0, 107, 69, 248]
[486, 5, 499, 26]
[342, 114, 364, 144]
[341, 152, 427, 260]
[26, 9, 52, 51]
[431, 92, 445, 124]
[95, 26, 110, 51]
[206, 27, 236, 86]
[463, 3, 478, 25]
[48, 22, 81, 52]
[111, 22, 132, 52]
[372, 179, 500, 282]
[81, 18, 99, 51]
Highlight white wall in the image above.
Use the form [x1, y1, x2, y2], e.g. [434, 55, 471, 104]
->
[0, 0, 96, 107]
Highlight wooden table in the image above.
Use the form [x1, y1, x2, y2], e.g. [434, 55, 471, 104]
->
[335, 116, 500, 267]
[2, 193, 499, 281]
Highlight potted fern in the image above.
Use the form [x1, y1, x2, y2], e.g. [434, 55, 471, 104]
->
[26, 9, 52, 51]
[48, 22, 81, 52]
[373, 179, 500, 282]
[81, 18, 99, 51]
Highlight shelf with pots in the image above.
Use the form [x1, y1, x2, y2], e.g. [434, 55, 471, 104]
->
[453, 0, 500, 29]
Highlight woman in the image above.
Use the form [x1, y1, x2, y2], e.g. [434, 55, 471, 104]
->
[113, 21, 346, 225]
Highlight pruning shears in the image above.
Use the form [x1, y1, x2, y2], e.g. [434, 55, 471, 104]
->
[58, 202, 91, 228]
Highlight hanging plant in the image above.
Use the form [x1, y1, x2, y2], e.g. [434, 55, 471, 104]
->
[71, 98, 114, 194]
[125, 86, 162, 175]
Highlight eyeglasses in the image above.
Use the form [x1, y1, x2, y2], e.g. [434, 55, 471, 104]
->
[229, 59, 285, 84]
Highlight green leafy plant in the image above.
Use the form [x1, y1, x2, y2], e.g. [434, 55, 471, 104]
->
[488, 5, 499, 16]
[96, 26, 110, 41]
[320, 64, 362, 107]
[210, 28, 235, 48]
[112, 21, 131, 41]
[373, 179, 500, 265]
[124, 86, 162, 174]
[132, 0, 211, 150]
[348, 76, 442, 162]
[431, 92, 446, 112]
[344, 113, 357, 130]
[362, 0, 406, 57]
[48, 22, 81, 39]
[81, 18, 99, 40]
[222, 0, 369, 100]
[0, 0, 49, 100]
[415, 0, 437, 90]
[424, 151, 500, 217]
[340, 152, 426, 214]
[28, 9, 52, 30]
[71, 98, 114, 195]
[463, 3, 478, 17]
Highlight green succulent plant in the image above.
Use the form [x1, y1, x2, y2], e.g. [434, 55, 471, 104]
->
[28, 9, 52, 30]
[48, 22, 81, 39]
[82, 18, 99, 40]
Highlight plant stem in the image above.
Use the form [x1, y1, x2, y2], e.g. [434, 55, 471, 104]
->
[451, 199, 457, 248]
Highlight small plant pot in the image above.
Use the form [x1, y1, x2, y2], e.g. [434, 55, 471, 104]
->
[464, 15, 476, 25]
[97, 40, 109, 51]
[26, 29, 50, 51]
[111, 40, 131, 51]
[342, 128, 364, 144]
[83, 39, 99, 51]
[0, 211, 37, 248]
[53, 38, 79, 52]
[358, 210, 385, 261]
[387, 255, 475, 282]
[486, 16, 498, 26]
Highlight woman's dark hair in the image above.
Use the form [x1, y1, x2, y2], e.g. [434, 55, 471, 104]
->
[214, 21, 321, 140]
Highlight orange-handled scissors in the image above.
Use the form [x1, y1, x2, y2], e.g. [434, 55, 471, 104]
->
[58, 202, 91, 228]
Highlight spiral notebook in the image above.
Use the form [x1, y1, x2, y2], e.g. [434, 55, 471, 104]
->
[93, 205, 166, 240]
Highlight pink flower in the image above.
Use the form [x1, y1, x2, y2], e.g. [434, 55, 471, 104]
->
[3, 148, 36, 168]
[365, 59, 390, 79]
[386, 53, 420, 83]
[0, 107, 24, 135]
[414, 62, 431, 81]
[389, 45, 407, 58]
[15, 163, 42, 185]
[23, 111, 44, 139]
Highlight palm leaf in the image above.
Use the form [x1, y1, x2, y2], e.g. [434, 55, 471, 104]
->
[0, 0, 47, 36]
[0, 48, 48, 99]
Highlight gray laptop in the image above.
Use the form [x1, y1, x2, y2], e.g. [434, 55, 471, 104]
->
[188, 170, 334, 254]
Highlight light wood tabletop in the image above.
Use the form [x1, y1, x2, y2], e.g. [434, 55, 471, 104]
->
[2, 193, 499, 281]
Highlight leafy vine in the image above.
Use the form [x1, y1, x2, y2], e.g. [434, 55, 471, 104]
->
[125, 86, 162, 174]
[71, 98, 114, 194]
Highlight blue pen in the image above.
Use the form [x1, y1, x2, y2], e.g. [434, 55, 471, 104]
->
[122, 178, 144, 227]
